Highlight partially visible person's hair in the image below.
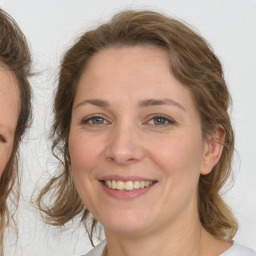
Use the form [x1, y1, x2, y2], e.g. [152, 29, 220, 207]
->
[37, 10, 237, 244]
[0, 8, 32, 254]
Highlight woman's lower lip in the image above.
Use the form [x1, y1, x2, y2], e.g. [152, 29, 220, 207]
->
[100, 182, 156, 200]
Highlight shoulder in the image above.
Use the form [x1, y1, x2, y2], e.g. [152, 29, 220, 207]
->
[220, 242, 256, 256]
[82, 240, 107, 256]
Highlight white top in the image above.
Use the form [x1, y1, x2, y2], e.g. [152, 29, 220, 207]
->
[220, 242, 256, 256]
[83, 240, 256, 256]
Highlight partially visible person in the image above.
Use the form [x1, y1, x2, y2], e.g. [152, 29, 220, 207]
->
[0, 8, 32, 255]
[37, 10, 255, 256]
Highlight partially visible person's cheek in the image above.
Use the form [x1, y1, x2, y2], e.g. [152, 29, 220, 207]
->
[0, 145, 13, 177]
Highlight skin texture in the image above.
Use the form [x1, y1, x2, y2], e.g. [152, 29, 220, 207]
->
[69, 46, 230, 256]
[0, 66, 19, 176]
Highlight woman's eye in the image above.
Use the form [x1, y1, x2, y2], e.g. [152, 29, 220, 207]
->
[148, 115, 174, 126]
[82, 116, 109, 125]
[0, 134, 6, 143]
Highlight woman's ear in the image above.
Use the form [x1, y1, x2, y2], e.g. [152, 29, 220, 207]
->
[200, 125, 225, 175]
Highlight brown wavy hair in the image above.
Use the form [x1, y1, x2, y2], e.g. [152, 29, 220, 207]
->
[0, 8, 32, 254]
[37, 10, 237, 244]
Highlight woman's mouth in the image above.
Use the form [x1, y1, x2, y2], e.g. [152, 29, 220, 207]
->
[102, 180, 154, 191]
[99, 176, 157, 199]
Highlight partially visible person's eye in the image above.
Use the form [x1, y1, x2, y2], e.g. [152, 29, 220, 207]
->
[0, 134, 7, 143]
[81, 115, 110, 126]
[146, 114, 175, 127]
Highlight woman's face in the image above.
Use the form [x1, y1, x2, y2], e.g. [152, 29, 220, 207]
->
[0, 66, 20, 176]
[69, 46, 222, 237]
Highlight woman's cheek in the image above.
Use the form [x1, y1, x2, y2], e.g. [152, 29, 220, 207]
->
[69, 132, 101, 173]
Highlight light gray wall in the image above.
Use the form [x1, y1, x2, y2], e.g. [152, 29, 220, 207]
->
[1, 0, 256, 255]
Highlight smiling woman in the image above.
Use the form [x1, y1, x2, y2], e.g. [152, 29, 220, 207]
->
[37, 10, 255, 256]
[0, 8, 32, 255]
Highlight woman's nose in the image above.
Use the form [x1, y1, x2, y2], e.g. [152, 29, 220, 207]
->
[104, 123, 145, 165]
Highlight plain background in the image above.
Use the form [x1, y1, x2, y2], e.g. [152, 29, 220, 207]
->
[0, 0, 255, 255]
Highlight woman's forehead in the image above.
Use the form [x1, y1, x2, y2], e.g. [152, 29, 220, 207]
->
[73, 46, 198, 117]
[77, 46, 172, 94]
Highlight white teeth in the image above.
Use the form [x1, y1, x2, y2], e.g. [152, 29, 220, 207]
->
[125, 181, 134, 191]
[134, 181, 141, 189]
[117, 181, 124, 190]
[104, 180, 153, 191]
[112, 180, 117, 189]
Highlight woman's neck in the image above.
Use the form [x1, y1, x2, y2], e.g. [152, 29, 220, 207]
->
[104, 221, 232, 256]
[104, 215, 208, 256]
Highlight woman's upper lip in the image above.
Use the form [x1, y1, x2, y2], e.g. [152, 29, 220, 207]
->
[99, 175, 157, 182]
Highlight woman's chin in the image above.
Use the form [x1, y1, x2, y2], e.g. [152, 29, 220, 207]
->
[100, 212, 155, 237]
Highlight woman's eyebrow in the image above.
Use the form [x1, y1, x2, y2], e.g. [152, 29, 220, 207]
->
[74, 98, 185, 111]
[138, 98, 186, 111]
[74, 99, 110, 109]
